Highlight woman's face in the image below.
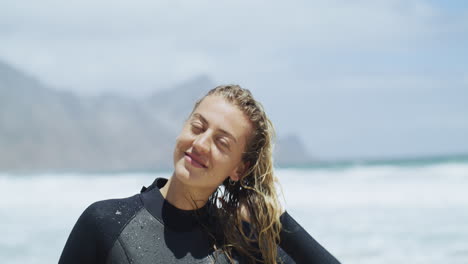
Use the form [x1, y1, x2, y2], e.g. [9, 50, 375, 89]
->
[173, 95, 253, 192]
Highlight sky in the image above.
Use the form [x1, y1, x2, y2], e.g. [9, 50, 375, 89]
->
[1, 0, 467, 160]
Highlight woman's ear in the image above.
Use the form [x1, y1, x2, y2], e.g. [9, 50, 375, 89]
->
[230, 161, 250, 182]
[229, 170, 240, 181]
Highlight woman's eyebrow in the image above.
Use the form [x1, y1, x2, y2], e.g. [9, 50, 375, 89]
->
[192, 113, 237, 143]
[219, 128, 237, 144]
[192, 113, 208, 125]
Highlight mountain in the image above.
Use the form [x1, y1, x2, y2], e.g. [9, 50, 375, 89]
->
[274, 134, 316, 166]
[147, 75, 214, 135]
[0, 60, 313, 172]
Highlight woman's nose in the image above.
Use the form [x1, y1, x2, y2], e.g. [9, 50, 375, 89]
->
[193, 133, 210, 154]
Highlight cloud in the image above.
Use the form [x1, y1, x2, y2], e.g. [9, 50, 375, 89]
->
[1, 0, 464, 95]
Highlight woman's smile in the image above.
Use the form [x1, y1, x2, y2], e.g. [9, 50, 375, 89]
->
[184, 152, 208, 168]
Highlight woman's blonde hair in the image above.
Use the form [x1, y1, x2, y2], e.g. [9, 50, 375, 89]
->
[193, 85, 282, 264]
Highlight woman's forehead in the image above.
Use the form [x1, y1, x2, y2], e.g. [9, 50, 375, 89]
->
[192, 96, 253, 140]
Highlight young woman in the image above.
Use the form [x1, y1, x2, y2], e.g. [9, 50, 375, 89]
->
[59, 85, 340, 264]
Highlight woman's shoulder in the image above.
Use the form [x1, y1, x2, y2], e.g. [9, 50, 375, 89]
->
[59, 193, 145, 264]
[80, 193, 144, 228]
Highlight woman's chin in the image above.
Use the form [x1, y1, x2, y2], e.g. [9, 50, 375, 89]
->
[174, 161, 201, 183]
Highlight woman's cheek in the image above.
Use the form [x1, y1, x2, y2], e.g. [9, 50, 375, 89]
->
[177, 132, 194, 150]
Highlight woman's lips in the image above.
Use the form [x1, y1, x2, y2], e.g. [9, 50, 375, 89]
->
[184, 152, 208, 168]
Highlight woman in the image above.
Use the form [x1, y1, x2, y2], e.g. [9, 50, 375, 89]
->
[59, 85, 340, 264]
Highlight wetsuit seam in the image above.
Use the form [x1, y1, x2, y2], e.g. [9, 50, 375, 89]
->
[138, 194, 168, 230]
[117, 237, 132, 264]
[145, 206, 165, 227]
[105, 201, 144, 263]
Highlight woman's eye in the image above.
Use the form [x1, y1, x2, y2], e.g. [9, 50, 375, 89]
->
[191, 123, 203, 133]
[217, 138, 230, 149]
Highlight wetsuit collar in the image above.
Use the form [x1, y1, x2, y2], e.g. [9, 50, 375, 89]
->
[140, 178, 209, 232]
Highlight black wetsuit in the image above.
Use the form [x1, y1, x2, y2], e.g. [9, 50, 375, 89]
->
[59, 178, 340, 264]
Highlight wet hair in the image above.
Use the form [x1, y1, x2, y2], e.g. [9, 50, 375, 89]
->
[193, 85, 282, 264]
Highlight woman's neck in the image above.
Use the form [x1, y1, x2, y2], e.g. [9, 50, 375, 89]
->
[159, 174, 213, 210]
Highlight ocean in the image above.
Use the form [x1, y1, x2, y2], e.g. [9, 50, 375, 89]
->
[1, 157, 467, 264]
